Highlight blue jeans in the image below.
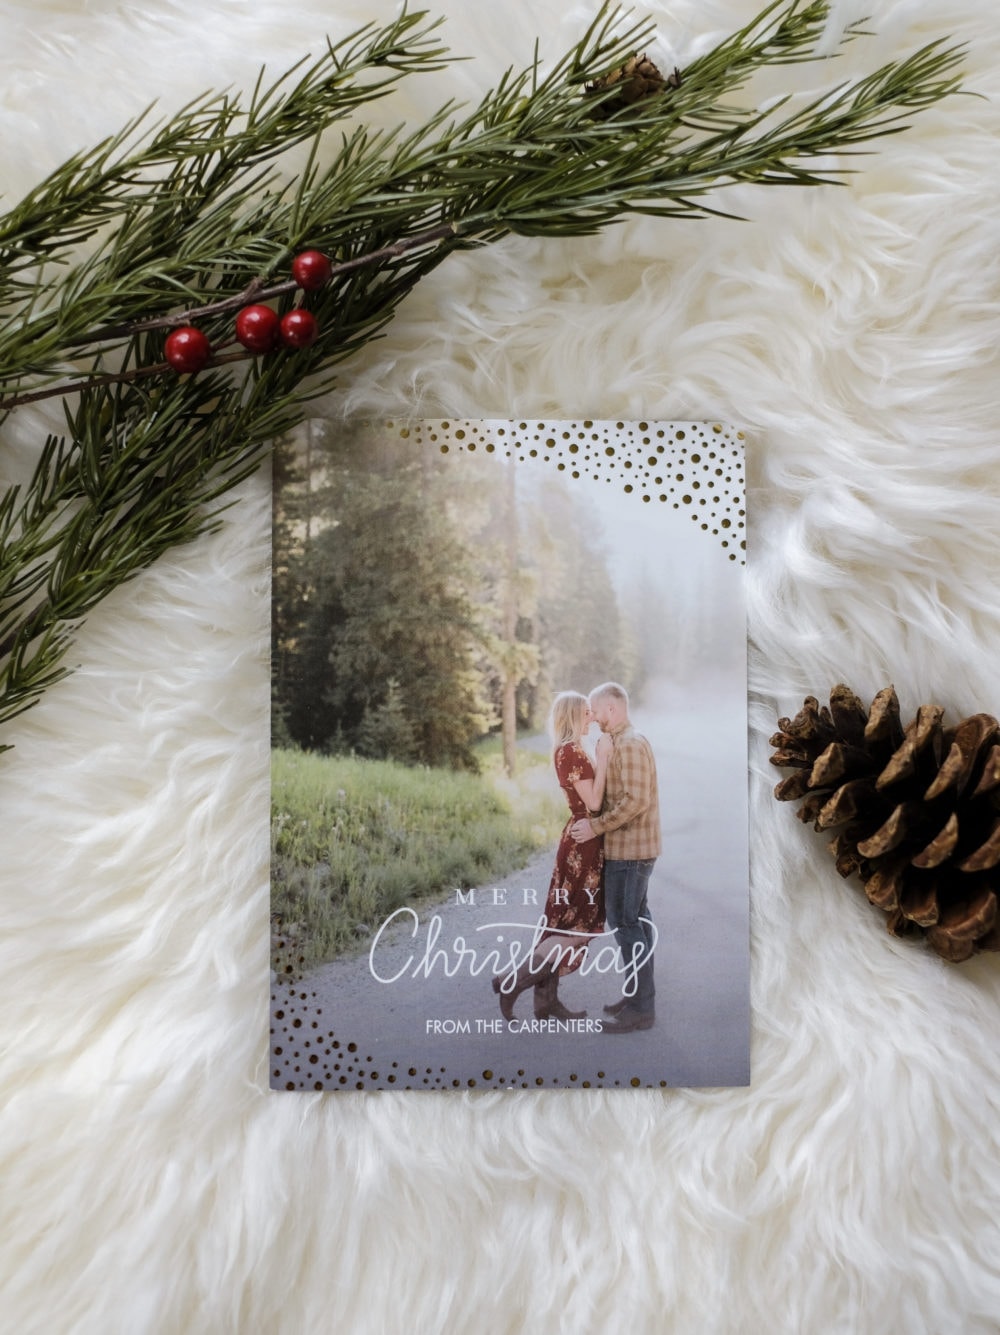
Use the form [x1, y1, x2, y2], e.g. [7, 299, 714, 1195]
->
[604, 858, 657, 1013]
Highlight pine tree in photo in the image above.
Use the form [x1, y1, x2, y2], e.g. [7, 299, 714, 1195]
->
[290, 452, 492, 769]
[355, 679, 419, 763]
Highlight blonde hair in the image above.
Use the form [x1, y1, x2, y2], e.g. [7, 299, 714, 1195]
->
[589, 681, 629, 709]
[548, 691, 588, 753]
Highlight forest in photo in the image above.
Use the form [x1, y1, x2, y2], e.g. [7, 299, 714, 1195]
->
[271, 419, 637, 773]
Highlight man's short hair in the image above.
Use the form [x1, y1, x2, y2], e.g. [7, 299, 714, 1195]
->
[590, 681, 629, 708]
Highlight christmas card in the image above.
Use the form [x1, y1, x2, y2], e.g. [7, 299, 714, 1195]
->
[270, 420, 749, 1089]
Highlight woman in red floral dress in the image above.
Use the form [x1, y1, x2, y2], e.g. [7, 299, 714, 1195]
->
[492, 691, 608, 1020]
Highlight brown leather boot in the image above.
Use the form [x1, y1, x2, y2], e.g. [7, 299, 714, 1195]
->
[545, 998, 587, 1021]
[533, 971, 558, 1018]
[491, 960, 537, 1020]
[533, 969, 587, 1020]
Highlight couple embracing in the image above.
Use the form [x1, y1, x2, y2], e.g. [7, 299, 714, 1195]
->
[492, 682, 661, 1034]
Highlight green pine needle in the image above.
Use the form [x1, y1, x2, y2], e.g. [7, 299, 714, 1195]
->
[0, 1, 966, 745]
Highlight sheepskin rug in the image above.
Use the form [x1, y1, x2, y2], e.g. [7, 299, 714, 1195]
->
[3, 0, 1000, 1331]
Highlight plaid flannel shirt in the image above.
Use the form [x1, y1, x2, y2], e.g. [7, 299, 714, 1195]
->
[589, 722, 661, 860]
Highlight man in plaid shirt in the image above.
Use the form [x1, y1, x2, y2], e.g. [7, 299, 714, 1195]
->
[571, 681, 661, 1033]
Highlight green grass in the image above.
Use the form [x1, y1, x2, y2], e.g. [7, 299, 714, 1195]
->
[271, 746, 563, 970]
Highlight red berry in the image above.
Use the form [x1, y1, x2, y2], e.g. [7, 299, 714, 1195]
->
[235, 304, 280, 353]
[291, 250, 332, 291]
[164, 326, 212, 374]
[280, 309, 319, 349]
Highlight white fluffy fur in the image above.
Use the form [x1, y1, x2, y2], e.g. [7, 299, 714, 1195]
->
[3, 1, 1000, 1330]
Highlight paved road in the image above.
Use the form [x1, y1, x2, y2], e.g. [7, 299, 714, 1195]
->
[270, 695, 749, 1092]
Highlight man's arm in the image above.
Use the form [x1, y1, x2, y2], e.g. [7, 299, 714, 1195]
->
[589, 737, 654, 836]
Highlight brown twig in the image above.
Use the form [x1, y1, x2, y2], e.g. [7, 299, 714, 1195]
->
[0, 220, 462, 414]
[63, 221, 462, 348]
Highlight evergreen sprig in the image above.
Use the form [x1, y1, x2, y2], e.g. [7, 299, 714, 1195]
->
[0, 1, 965, 749]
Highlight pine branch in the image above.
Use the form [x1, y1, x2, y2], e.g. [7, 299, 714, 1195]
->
[0, 10, 449, 270]
[0, 223, 462, 409]
[0, 1, 967, 749]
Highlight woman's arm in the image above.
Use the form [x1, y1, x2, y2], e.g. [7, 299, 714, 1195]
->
[573, 737, 609, 814]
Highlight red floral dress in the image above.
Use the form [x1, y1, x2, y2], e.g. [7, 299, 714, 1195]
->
[542, 743, 605, 975]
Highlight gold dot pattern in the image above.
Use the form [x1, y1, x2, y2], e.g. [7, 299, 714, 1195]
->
[269, 978, 672, 1091]
[394, 420, 746, 564]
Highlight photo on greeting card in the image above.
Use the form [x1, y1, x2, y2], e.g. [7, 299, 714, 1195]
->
[269, 419, 749, 1090]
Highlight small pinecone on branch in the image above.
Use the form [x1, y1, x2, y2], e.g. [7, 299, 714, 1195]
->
[584, 54, 682, 118]
[771, 685, 1000, 962]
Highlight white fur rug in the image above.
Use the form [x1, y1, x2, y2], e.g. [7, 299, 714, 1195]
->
[3, 1, 1000, 1331]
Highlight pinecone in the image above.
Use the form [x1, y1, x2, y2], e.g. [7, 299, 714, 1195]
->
[771, 685, 1000, 962]
[584, 54, 682, 118]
